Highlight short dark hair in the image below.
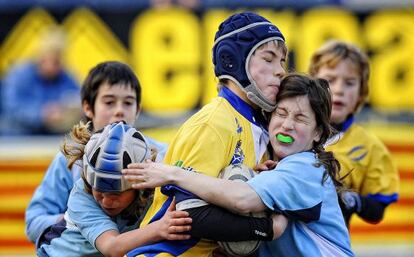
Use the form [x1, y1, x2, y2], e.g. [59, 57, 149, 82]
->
[81, 61, 141, 119]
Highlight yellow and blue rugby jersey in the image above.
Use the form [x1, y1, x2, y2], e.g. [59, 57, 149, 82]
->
[326, 123, 399, 204]
[127, 86, 270, 257]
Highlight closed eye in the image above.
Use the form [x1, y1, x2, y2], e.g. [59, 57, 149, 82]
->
[295, 114, 311, 124]
[275, 108, 288, 117]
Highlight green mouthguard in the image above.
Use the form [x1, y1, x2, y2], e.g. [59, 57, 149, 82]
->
[276, 134, 294, 144]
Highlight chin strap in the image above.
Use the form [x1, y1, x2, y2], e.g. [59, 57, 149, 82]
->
[246, 85, 276, 112]
[223, 75, 277, 112]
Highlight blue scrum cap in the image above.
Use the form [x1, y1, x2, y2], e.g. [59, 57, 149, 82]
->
[212, 12, 285, 112]
[83, 121, 150, 192]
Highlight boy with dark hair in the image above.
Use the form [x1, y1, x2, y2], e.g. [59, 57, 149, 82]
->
[25, 61, 167, 243]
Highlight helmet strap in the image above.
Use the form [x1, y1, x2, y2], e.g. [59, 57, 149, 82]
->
[246, 85, 276, 112]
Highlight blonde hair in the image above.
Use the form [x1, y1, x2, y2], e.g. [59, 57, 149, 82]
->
[309, 40, 370, 113]
[36, 25, 67, 59]
[61, 121, 92, 170]
[256, 39, 287, 57]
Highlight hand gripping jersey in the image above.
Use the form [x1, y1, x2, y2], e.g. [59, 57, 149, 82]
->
[126, 86, 270, 257]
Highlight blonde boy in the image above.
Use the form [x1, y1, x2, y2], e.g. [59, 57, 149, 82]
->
[309, 40, 399, 226]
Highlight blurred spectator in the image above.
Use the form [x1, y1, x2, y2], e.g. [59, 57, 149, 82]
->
[0, 81, 3, 133]
[1, 26, 81, 135]
[150, 0, 200, 9]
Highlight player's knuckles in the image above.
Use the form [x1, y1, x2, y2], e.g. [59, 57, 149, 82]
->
[170, 234, 187, 241]
[179, 218, 192, 225]
[173, 217, 186, 225]
[168, 226, 178, 234]
[172, 211, 186, 217]
[175, 225, 190, 232]
[127, 163, 139, 169]
[172, 219, 183, 226]
[174, 211, 188, 218]
[178, 211, 190, 216]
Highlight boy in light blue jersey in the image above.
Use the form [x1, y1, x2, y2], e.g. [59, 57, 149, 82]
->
[37, 122, 191, 257]
[25, 61, 167, 244]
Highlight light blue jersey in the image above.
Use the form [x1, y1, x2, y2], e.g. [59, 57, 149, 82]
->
[248, 151, 354, 257]
[146, 136, 168, 163]
[26, 136, 166, 243]
[37, 179, 140, 257]
[25, 152, 80, 243]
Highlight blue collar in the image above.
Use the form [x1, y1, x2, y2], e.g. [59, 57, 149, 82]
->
[334, 115, 354, 132]
[218, 86, 267, 128]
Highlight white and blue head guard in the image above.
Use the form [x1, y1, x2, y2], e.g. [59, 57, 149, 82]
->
[83, 122, 150, 192]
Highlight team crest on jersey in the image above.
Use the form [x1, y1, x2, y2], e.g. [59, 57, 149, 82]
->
[230, 140, 244, 164]
[235, 118, 243, 134]
[174, 160, 194, 172]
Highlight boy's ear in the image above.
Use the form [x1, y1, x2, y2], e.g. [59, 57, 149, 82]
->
[82, 101, 94, 119]
[135, 105, 142, 118]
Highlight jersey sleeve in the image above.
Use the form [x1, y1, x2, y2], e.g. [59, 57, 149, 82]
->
[25, 152, 75, 243]
[162, 123, 230, 209]
[166, 122, 229, 176]
[247, 153, 324, 222]
[362, 138, 399, 204]
[67, 179, 118, 247]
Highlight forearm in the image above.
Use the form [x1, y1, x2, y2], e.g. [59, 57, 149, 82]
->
[186, 205, 273, 241]
[172, 170, 265, 213]
[125, 162, 267, 212]
[96, 222, 162, 257]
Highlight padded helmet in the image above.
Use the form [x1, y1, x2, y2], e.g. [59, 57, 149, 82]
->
[83, 122, 150, 192]
[212, 12, 285, 112]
